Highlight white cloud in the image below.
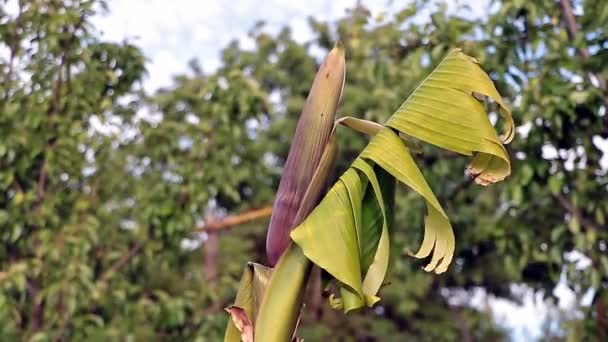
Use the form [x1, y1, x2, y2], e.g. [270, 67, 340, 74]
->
[94, 0, 490, 91]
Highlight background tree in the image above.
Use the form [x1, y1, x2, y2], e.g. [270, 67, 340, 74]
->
[0, 0, 605, 340]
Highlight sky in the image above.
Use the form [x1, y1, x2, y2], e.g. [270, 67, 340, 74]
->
[91, 0, 488, 91]
[90, 1, 594, 340]
[92, 0, 397, 90]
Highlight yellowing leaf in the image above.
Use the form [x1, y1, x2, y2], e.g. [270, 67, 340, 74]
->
[287, 48, 511, 315]
[361, 128, 454, 273]
[386, 49, 513, 185]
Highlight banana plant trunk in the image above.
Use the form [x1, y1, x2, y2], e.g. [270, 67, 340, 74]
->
[256, 42, 345, 341]
[225, 45, 515, 342]
[225, 43, 345, 342]
[254, 244, 311, 341]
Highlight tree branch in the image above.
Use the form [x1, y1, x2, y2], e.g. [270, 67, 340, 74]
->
[597, 290, 607, 342]
[559, 0, 589, 58]
[204, 233, 219, 283]
[98, 206, 272, 283]
[36, 15, 85, 206]
[27, 280, 44, 333]
[453, 308, 473, 342]
[1, 1, 23, 108]
[559, 0, 606, 90]
[36, 160, 48, 203]
[448, 177, 474, 201]
[553, 193, 606, 232]
[99, 243, 143, 281]
[195, 206, 273, 232]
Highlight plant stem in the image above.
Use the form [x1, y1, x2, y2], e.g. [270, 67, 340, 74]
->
[254, 243, 312, 341]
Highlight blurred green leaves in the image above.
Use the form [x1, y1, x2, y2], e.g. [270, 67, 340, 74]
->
[1, 0, 606, 340]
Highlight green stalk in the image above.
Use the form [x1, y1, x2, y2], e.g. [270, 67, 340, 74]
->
[252, 132, 337, 341]
[254, 243, 311, 341]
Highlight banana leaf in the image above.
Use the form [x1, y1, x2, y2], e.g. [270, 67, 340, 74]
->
[290, 49, 513, 312]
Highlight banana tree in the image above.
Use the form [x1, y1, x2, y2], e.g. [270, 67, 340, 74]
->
[224, 42, 514, 342]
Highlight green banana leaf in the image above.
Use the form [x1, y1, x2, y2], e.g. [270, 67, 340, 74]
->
[324, 163, 395, 313]
[290, 49, 513, 312]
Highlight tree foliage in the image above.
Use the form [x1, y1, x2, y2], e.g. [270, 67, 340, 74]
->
[0, 0, 606, 340]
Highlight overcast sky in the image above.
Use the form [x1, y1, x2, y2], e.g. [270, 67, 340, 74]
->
[90, 1, 597, 341]
[92, 0, 490, 91]
[92, 0, 392, 90]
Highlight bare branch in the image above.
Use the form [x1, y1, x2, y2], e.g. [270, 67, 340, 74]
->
[99, 243, 143, 281]
[559, 0, 606, 90]
[553, 193, 606, 232]
[99, 205, 272, 283]
[195, 206, 273, 232]
[204, 233, 219, 283]
[36, 160, 48, 203]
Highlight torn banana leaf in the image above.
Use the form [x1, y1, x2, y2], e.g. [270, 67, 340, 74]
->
[386, 48, 514, 185]
[290, 49, 512, 312]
